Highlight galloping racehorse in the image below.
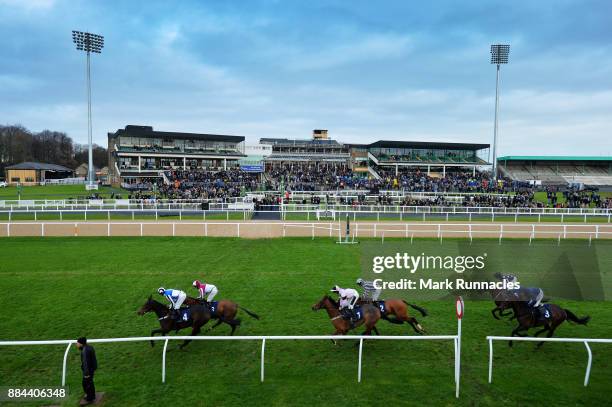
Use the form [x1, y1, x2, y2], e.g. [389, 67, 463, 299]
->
[508, 301, 590, 348]
[367, 299, 428, 334]
[137, 295, 211, 349]
[184, 296, 259, 335]
[312, 295, 381, 338]
[490, 288, 515, 320]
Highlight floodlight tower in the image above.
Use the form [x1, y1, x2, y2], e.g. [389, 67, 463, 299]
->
[490, 44, 510, 180]
[72, 31, 104, 189]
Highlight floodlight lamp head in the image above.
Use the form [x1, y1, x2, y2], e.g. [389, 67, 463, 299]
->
[490, 44, 510, 65]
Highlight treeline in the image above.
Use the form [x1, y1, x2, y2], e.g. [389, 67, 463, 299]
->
[0, 124, 107, 174]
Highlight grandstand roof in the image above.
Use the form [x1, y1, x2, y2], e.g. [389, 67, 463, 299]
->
[498, 156, 612, 162]
[6, 162, 74, 172]
[109, 125, 244, 143]
[368, 140, 489, 150]
[260, 137, 343, 146]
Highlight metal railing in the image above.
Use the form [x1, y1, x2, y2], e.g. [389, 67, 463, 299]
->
[1, 221, 610, 240]
[487, 336, 612, 386]
[0, 334, 462, 397]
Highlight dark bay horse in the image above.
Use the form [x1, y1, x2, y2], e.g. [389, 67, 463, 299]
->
[508, 301, 590, 348]
[312, 295, 381, 339]
[184, 296, 259, 335]
[361, 299, 428, 334]
[137, 296, 211, 349]
[491, 288, 515, 320]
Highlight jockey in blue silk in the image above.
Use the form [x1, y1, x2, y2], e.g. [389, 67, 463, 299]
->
[158, 287, 187, 319]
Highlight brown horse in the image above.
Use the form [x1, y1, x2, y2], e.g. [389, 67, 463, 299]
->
[364, 299, 428, 334]
[508, 301, 590, 348]
[184, 296, 259, 335]
[312, 295, 381, 338]
[137, 296, 211, 349]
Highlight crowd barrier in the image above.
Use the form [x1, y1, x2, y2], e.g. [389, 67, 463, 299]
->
[0, 221, 611, 240]
[487, 336, 612, 386]
[0, 332, 462, 397]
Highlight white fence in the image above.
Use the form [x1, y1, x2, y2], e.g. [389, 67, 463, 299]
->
[487, 336, 612, 386]
[0, 333, 462, 397]
[1, 222, 611, 239]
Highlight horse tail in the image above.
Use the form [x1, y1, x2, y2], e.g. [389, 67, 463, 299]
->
[564, 309, 590, 325]
[403, 301, 428, 317]
[238, 305, 260, 320]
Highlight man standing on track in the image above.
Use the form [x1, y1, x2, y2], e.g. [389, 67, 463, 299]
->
[193, 280, 218, 303]
[76, 337, 97, 406]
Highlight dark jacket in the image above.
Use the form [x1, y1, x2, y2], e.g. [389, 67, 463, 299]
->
[80, 345, 97, 376]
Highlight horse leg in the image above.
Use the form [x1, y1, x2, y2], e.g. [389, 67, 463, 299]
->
[537, 322, 560, 348]
[205, 319, 223, 332]
[409, 317, 425, 334]
[150, 329, 164, 347]
[492, 307, 501, 320]
[229, 320, 241, 336]
[179, 325, 202, 350]
[509, 324, 528, 347]
[373, 326, 380, 336]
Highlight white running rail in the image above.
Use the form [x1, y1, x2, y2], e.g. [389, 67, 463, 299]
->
[0, 333, 462, 397]
[487, 336, 612, 386]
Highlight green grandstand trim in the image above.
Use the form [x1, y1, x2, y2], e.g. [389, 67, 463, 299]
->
[498, 156, 612, 162]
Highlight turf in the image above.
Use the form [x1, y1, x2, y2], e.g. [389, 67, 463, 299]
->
[0, 237, 611, 407]
[0, 185, 130, 200]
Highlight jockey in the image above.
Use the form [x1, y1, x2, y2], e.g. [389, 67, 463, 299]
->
[331, 285, 359, 322]
[356, 278, 382, 302]
[496, 274, 547, 320]
[192, 280, 218, 303]
[158, 287, 187, 319]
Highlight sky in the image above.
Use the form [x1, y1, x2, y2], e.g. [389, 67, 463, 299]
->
[1, 0, 611, 156]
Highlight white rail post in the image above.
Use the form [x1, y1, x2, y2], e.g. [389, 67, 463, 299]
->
[595, 225, 599, 239]
[172, 223, 176, 237]
[584, 341, 592, 387]
[260, 338, 266, 382]
[488, 338, 493, 383]
[61, 342, 72, 387]
[311, 224, 315, 240]
[162, 338, 169, 383]
[41, 223, 45, 237]
[374, 223, 377, 238]
[357, 337, 364, 383]
[454, 337, 459, 397]
[107, 223, 111, 237]
[237, 223, 240, 238]
[140, 223, 143, 237]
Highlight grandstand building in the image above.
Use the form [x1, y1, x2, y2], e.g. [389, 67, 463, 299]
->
[366, 141, 490, 178]
[108, 125, 245, 185]
[498, 156, 612, 188]
[261, 130, 351, 170]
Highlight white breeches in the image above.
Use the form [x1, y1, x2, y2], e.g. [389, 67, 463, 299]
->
[172, 292, 186, 309]
[206, 286, 218, 302]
